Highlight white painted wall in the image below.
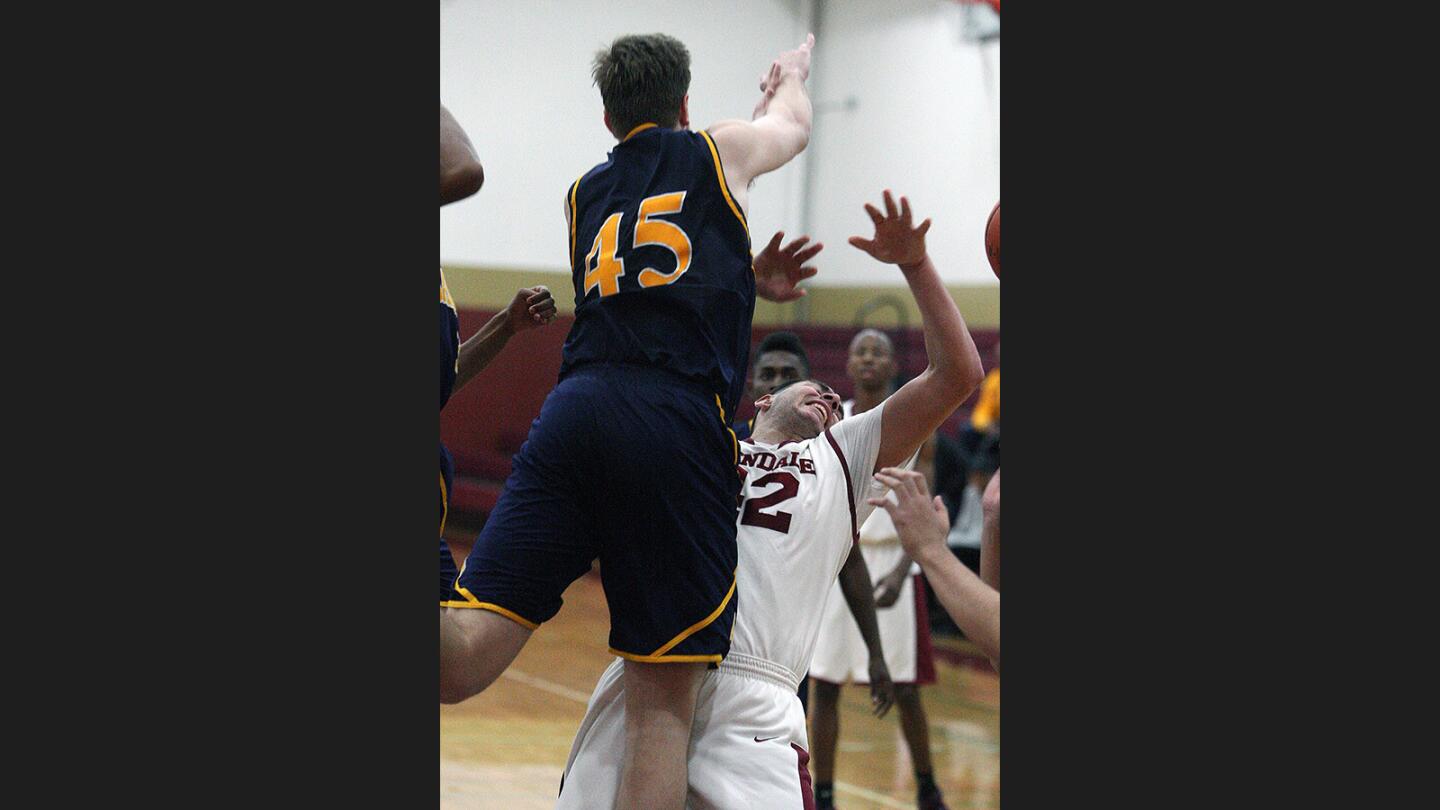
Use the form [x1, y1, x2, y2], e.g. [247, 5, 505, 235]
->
[439, 0, 998, 288]
[440, 0, 811, 272]
[805, 0, 999, 286]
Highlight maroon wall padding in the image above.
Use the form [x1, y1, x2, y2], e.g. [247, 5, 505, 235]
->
[441, 309, 998, 521]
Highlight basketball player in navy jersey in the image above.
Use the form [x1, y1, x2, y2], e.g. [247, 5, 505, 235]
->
[441, 33, 818, 808]
[439, 104, 557, 601]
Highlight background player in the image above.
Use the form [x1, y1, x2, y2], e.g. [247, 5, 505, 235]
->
[735, 328, 813, 441]
[555, 191, 984, 809]
[441, 33, 818, 809]
[809, 328, 950, 810]
[438, 105, 557, 600]
[439, 103, 483, 601]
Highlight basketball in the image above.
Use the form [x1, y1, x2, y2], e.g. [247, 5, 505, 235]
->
[984, 201, 1000, 278]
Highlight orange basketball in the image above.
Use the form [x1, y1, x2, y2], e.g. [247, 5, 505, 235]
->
[984, 201, 1000, 278]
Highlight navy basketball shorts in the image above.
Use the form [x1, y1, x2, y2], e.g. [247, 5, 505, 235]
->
[440, 443, 459, 603]
[450, 363, 741, 663]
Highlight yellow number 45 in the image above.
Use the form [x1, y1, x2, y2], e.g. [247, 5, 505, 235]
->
[583, 191, 692, 299]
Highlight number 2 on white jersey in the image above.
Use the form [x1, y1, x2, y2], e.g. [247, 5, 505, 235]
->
[583, 192, 692, 299]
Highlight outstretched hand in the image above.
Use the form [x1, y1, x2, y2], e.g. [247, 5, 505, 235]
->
[848, 190, 931, 269]
[867, 467, 950, 561]
[753, 33, 815, 118]
[505, 286, 558, 334]
[753, 231, 822, 303]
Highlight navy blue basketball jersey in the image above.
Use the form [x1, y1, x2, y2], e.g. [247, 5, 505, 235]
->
[440, 269, 460, 540]
[561, 124, 756, 420]
[440, 269, 460, 409]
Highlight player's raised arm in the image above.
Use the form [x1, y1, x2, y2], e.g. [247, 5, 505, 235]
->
[980, 468, 1000, 590]
[869, 468, 999, 673]
[441, 104, 484, 206]
[849, 191, 985, 470]
[707, 34, 814, 203]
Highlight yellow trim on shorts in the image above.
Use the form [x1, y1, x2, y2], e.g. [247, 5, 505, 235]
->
[608, 649, 723, 664]
[440, 560, 542, 630]
[698, 129, 749, 237]
[443, 594, 541, 631]
[632, 570, 737, 660]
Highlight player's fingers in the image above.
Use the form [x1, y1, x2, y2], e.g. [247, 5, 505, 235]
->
[848, 236, 875, 254]
[771, 289, 806, 302]
[900, 196, 912, 226]
[908, 471, 930, 497]
[793, 242, 823, 263]
[872, 470, 905, 490]
[864, 203, 884, 227]
[917, 218, 932, 237]
[883, 189, 898, 220]
[865, 496, 892, 509]
[782, 235, 810, 254]
[795, 266, 819, 282]
[933, 495, 947, 516]
[804, 33, 815, 50]
[765, 231, 784, 252]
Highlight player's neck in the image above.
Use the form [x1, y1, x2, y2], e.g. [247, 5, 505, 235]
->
[850, 387, 887, 414]
[748, 423, 790, 445]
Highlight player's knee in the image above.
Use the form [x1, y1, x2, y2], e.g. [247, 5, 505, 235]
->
[439, 656, 494, 704]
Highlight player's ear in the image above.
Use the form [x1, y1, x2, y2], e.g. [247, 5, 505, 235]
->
[603, 109, 615, 139]
[754, 393, 774, 414]
[678, 95, 689, 129]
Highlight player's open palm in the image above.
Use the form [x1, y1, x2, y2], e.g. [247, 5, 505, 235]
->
[753, 231, 822, 303]
[868, 467, 950, 561]
[848, 190, 931, 268]
[506, 286, 558, 333]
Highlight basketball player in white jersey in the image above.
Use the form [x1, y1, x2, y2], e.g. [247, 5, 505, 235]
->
[809, 328, 950, 810]
[555, 190, 985, 809]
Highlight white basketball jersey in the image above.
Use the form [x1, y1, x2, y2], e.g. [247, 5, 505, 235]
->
[842, 399, 920, 548]
[726, 401, 887, 681]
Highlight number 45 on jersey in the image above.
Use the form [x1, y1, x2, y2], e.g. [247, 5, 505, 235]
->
[584, 192, 692, 298]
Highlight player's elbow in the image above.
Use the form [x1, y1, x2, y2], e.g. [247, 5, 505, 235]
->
[935, 348, 986, 404]
[441, 161, 485, 204]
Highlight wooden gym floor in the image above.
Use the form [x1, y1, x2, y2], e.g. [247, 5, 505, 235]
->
[441, 562, 999, 809]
